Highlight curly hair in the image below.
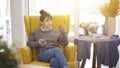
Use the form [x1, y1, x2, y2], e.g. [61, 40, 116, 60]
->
[39, 10, 52, 22]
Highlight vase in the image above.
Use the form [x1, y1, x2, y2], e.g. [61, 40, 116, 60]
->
[107, 17, 116, 37]
[102, 25, 108, 35]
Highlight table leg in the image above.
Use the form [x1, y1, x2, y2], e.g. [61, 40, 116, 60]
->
[81, 58, 86, 68]
[78, 61, 80, 68]
[109, 66, 112, 68]
[97, 64, 101, 68]
[92, 43, 97, 68]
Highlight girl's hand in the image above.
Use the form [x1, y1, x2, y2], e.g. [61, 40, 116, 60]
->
[59, 24, 67, 33]
[38, 39, 47, 46]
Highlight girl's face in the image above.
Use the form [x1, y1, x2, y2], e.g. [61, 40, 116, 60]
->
[42, 17, 52, 29]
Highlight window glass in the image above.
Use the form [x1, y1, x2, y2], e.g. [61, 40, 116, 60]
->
[78, 0, 109, 35]
[0, 0, 11, 45]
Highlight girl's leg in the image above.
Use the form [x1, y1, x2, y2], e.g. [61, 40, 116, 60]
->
[38, 47, 68, 68]
[52, 47, 68, 68]
[50, 57, 60, 68]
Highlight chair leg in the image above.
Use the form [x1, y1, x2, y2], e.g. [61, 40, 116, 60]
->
[78, 61, 80, 68]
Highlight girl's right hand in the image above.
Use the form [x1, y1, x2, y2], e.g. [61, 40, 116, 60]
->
[38, 39, 47, 46]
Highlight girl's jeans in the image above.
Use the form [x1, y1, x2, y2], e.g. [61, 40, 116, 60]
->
[38, 47, 68, 68]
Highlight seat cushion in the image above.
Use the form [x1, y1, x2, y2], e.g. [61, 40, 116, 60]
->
[30, 61, 50, 67]
[30, 61, 76, 68]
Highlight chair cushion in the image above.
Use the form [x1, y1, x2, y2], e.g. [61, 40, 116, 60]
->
[30, 61, 50, 67]
[32, 48, 38, 61]
[30, 61, 76, 68]
[20, 47, 32, 64]
[65, 45, 77, 61]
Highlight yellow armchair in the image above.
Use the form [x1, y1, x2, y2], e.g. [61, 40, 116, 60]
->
[20, 15, 77, 68]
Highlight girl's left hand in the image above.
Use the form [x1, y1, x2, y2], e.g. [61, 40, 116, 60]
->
[59, 24, 67, 33]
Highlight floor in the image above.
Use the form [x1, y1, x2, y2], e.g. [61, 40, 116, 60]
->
[19, 64, 50, 68]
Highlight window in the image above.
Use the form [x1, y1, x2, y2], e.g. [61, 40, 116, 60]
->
[0, 0, 11, 45]
[79, 0, 109, 24]
[78, 0, 110, 35]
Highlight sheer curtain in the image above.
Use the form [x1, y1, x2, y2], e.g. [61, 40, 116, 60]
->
[29, 0, 74, 15]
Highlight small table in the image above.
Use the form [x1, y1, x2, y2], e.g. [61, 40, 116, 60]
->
[74, 36, 120, 68]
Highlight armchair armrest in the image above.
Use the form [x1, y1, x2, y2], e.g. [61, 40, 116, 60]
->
[64, 45, 77, 62]
[20, 46, 32, 64]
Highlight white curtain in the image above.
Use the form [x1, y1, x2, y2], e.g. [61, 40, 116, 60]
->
[29, 0, 74, 15]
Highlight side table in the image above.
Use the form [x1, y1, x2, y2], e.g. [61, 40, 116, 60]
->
[74, 36, 120, 68]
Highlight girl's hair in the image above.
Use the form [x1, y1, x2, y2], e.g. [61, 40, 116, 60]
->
[39, 10, 52, 22]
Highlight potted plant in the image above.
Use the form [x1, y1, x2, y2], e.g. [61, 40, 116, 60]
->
[0, 35, 18, 68]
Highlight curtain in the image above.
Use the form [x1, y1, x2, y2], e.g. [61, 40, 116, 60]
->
[29, 0, 74, 15]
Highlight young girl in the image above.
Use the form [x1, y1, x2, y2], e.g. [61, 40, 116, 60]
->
[27, 10, 68, 68]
